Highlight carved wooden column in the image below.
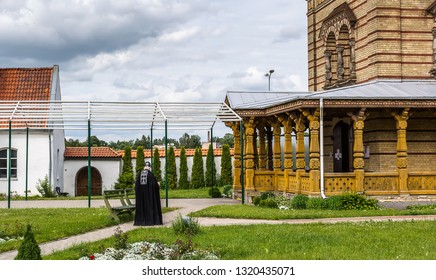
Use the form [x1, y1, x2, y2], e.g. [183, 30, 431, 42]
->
[294, 115, 306, 194]
[278, 114, 293, 192]
[336, 46, 344, 82]
[253, 128, 259, 170]
[351, 109, 366, 193]
[394, 109, 410, 194]
[280, 116, 293, 172]
[266, 125, 273, 170]
[258, 124, 267, 170]
[272, 121, 282, 171]
[244, 117, 256, 191]
[303, 109, 320, 194]
[349, 39, 356, 80]
[227, 122, 241, 189]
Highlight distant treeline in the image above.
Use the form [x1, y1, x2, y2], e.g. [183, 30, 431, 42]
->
[65, 132, 234, 150]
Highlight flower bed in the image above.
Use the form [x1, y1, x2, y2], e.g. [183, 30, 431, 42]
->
[79, 240, 219, 260]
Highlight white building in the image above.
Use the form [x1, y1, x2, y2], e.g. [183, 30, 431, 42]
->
[0, 66, 64, 197]
[64, 147, 122, 196]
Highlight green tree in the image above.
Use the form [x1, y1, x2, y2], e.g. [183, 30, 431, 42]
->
[179, 133, 202, 148]
[205, 144, 216, 187]
[220, 144, 233, 186]
[178, 146, 189, 189]
[135, 146, 145, 176]
[15, 224, 42, 260]
[153, 147, 162, 184]
[167, 146, 178, 189]
[220, 133, 234, 148]
[191, 147, 205, 188]
[133, 135, 151, 149]
[115, 146, 134, 189]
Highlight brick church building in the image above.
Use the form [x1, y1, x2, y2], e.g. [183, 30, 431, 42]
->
[225, 0, 436, 198]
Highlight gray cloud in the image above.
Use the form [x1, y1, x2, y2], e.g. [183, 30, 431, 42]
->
[0, 0, 213, 63]
[2, 0, 309, 139]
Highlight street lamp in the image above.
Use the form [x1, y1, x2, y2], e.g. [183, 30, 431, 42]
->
[264, 69, 274, 91]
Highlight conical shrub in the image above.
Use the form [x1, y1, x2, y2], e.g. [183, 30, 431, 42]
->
[15, 224, 42, 260]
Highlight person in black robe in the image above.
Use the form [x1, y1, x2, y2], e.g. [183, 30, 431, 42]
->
[134, 161, 163, 226]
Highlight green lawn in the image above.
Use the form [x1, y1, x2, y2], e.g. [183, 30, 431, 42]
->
[189, 204, 436, 219]
[0, 207, 176, 253]
[45, 220, 436, 260]
[3, 192, 436, 260]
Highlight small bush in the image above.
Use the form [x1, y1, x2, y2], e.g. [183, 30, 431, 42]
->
[326, 195, 344, 210]
[340, 193, 379, 210]
[307, 197, 329, 210]
[208, 187, 222, 198]
[113, 226, 128, 250]
[291, 194, 309, 209]
[15, 224, 41, 260]
[252, 196, 261, 206]
[260, 191, 275, 200]
[222, 185, 233, 198]
[259, 198, 278, 209]
[172, 215, 201, 236]
[274, 194, 293, 210]
[35, 175, 55, 197]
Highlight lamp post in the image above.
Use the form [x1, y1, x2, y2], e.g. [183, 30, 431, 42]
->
[264, 69, 274, 91]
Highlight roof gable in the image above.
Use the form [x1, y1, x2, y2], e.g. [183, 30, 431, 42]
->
[0, 67, 54, 101]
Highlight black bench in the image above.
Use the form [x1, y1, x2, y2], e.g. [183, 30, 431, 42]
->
[55, 187, 69, 197]
[103, 188, 136, 223]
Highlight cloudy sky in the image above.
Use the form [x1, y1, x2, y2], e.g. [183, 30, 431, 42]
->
[1, 0, 308, 140]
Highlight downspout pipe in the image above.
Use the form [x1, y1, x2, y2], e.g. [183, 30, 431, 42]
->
[320, 98, 327, 199]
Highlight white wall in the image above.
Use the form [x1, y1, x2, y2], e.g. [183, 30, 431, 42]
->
[64, 159, 122, 196]
[0, 131, 51, 196]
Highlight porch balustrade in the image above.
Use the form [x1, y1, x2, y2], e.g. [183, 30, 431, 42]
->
[250, 170, 436, 196]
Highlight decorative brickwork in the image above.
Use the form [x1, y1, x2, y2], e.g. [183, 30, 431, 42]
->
[308, 0, 435, 91]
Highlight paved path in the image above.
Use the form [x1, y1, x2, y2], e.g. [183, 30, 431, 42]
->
[1, 198, 436, 260]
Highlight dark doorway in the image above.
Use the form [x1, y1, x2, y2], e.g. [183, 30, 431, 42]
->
[75, 166, 102, 196]
[333, 121, 352, 172]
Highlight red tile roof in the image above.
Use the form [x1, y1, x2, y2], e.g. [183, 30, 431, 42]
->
[0, 68, 53, 101]
[64, 147, 122, 158]
[0, 67, 55, 128]
[117, 148, 235, 158]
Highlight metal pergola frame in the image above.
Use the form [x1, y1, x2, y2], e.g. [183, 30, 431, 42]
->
[0, 100, 244, 208]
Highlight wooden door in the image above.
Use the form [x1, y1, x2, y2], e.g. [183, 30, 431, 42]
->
[75, 166, 102, 196]
[333, 121, 351, 172]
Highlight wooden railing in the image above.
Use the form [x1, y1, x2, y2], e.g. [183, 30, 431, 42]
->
[323, 173, 356, 194]
[364, 173, 398, 195]
[408, 172, 436, 194]
[253, 171, 275, 191]
[250, 170, 436, 196]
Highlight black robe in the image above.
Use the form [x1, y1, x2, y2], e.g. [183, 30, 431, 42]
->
[133, 169, 163, 226]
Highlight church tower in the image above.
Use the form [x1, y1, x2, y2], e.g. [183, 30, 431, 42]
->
[307, 0, 436, 91]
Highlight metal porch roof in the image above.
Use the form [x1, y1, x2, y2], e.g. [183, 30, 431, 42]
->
[226, 80, 436, 110]
[0, 101, 242, 131]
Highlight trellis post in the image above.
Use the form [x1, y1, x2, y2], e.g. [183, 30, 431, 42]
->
[165, 119, 168, 208]
[87, 102, 92, 208]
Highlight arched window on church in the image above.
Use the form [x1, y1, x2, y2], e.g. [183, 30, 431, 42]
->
[319, 3, 357, 89]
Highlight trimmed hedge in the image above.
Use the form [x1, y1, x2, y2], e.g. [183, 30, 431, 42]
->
[253, 192, 379, 211]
